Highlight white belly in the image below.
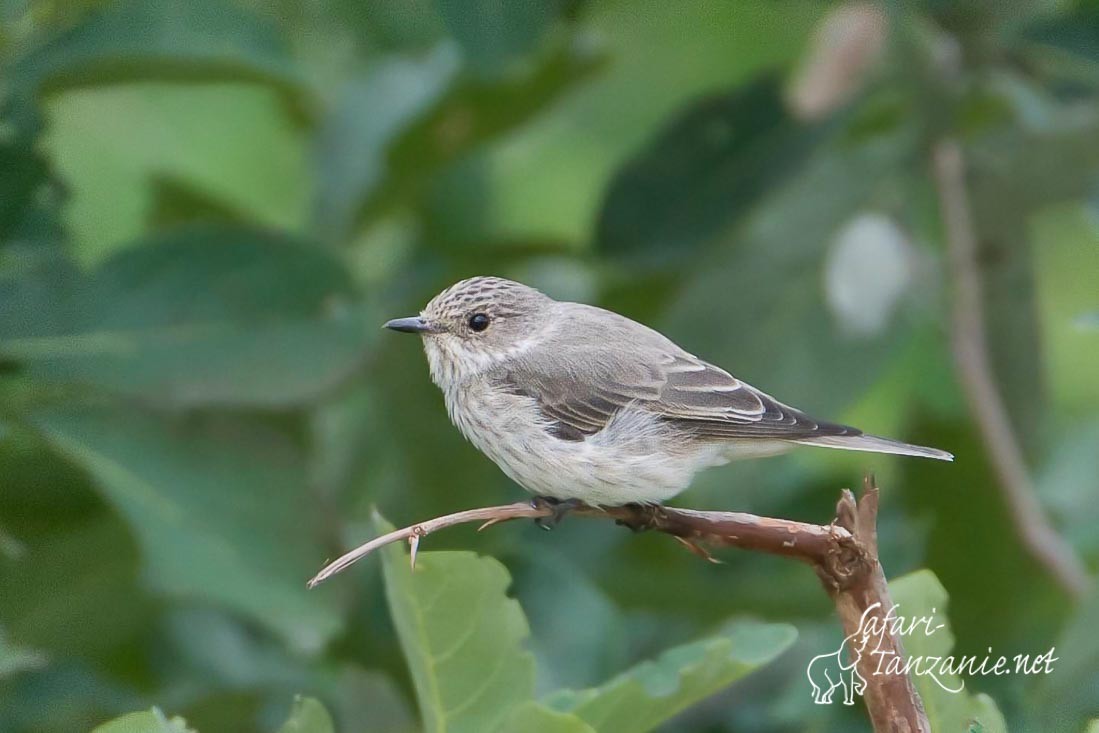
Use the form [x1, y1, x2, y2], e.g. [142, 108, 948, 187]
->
[443, 381, 743, 505]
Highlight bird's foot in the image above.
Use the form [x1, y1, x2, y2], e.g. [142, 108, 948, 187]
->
[531, 496, 583, 531]
[614, 502, 662, 533]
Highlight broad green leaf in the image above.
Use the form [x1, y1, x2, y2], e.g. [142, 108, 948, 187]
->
[9, 0, 302, 100]
[331, 0, 447, 51]
[0, 226, 369, 408]
[278, 696, 335, 733]
[42, 83, 310, 264]
[360, 41, 603, 246]
[32, 406, 342, 650]
[1023, 3, 1099, 64]
[0, 131, 51, 240]
[888, 570, 1007, 733]
[430, 0, 822, 247]
[435, 0, 560, 77]
[544, 619, 797, 733]
[379, 517, 535, 733]
[595, 74, 827, 260]
[313, 43, 460, 242]
[495, 702, 595, 733]
[0, 512, 154, 661]
[91, 709, 192, 733]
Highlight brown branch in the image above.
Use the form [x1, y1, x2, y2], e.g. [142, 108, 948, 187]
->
[308, 478, 929, 732]
[933, 138, 1092, 599]
[830, 479, 928, 733]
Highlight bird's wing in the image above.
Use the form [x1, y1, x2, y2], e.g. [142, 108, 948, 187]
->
[492, 348, 663, 441]
[496, 339, 858, 442]
[653, 354, 859, 439]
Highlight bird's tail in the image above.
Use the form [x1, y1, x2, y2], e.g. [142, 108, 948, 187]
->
[793, 433, 953, 462]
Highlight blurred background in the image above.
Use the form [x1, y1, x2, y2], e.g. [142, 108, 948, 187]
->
[1, 0, 1098, 731]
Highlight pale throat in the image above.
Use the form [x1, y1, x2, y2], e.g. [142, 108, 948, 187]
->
[423, 328, 548, 392]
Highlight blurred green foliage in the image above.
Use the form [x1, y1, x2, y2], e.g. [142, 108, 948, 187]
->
[1, 0, 1098, 731]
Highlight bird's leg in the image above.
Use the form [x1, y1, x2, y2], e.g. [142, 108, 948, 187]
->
[531, 496, 582, 530]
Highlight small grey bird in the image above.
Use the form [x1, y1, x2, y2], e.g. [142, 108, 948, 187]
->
[385, 276, 952, 509]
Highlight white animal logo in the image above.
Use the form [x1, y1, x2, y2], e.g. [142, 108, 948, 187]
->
[807, 632, 868, 705]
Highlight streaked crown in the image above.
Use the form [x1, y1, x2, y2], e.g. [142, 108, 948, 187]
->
[424, 276, 550, 323]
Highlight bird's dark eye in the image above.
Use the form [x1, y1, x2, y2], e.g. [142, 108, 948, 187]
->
[468, 313, 490, 332]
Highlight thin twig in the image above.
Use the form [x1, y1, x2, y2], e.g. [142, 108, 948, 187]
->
[308, 481, 930, 732]
[307, 502, 850, 587]
[309, 504, 546, 586]
[933, 138, 1091, 599]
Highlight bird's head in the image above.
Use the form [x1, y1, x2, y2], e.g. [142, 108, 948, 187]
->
[384, 276, 555, 384]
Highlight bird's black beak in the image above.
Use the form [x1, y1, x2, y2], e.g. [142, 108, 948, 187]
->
[383, 316, 438, 334]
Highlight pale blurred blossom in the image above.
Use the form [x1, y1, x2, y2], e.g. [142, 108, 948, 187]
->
[824, 212, 915, 337]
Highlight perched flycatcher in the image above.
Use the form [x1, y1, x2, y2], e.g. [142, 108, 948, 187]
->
[384, 277, 951, 508]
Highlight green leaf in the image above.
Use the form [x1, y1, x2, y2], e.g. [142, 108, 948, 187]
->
[91, 709, 192, 733]
[0, 512, 154, 661]
[1023, 4, 1099, 64]
[494, 702, 595, 733]
[313, 43, 460, 242]
[9, 0, 302, 100]
[0, 226, 369, 408]
[423, 0, 821, 248]
[888, 570, 1007, 733]
[544, 619, 797, 733]
[379, 516, 535, 733]
[335, 0, 447, 52]
[0, 130, 51, 241]
[278, 696, 335, 733]
[31, 406, 342, 650]
[348, 40, 603, 245]
[595, 74, 827, 261]
[435, 0, 560, 77]
[42, 83, 310, 264]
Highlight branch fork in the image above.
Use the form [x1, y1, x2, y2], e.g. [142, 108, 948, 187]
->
[309, 476, 929, 732]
